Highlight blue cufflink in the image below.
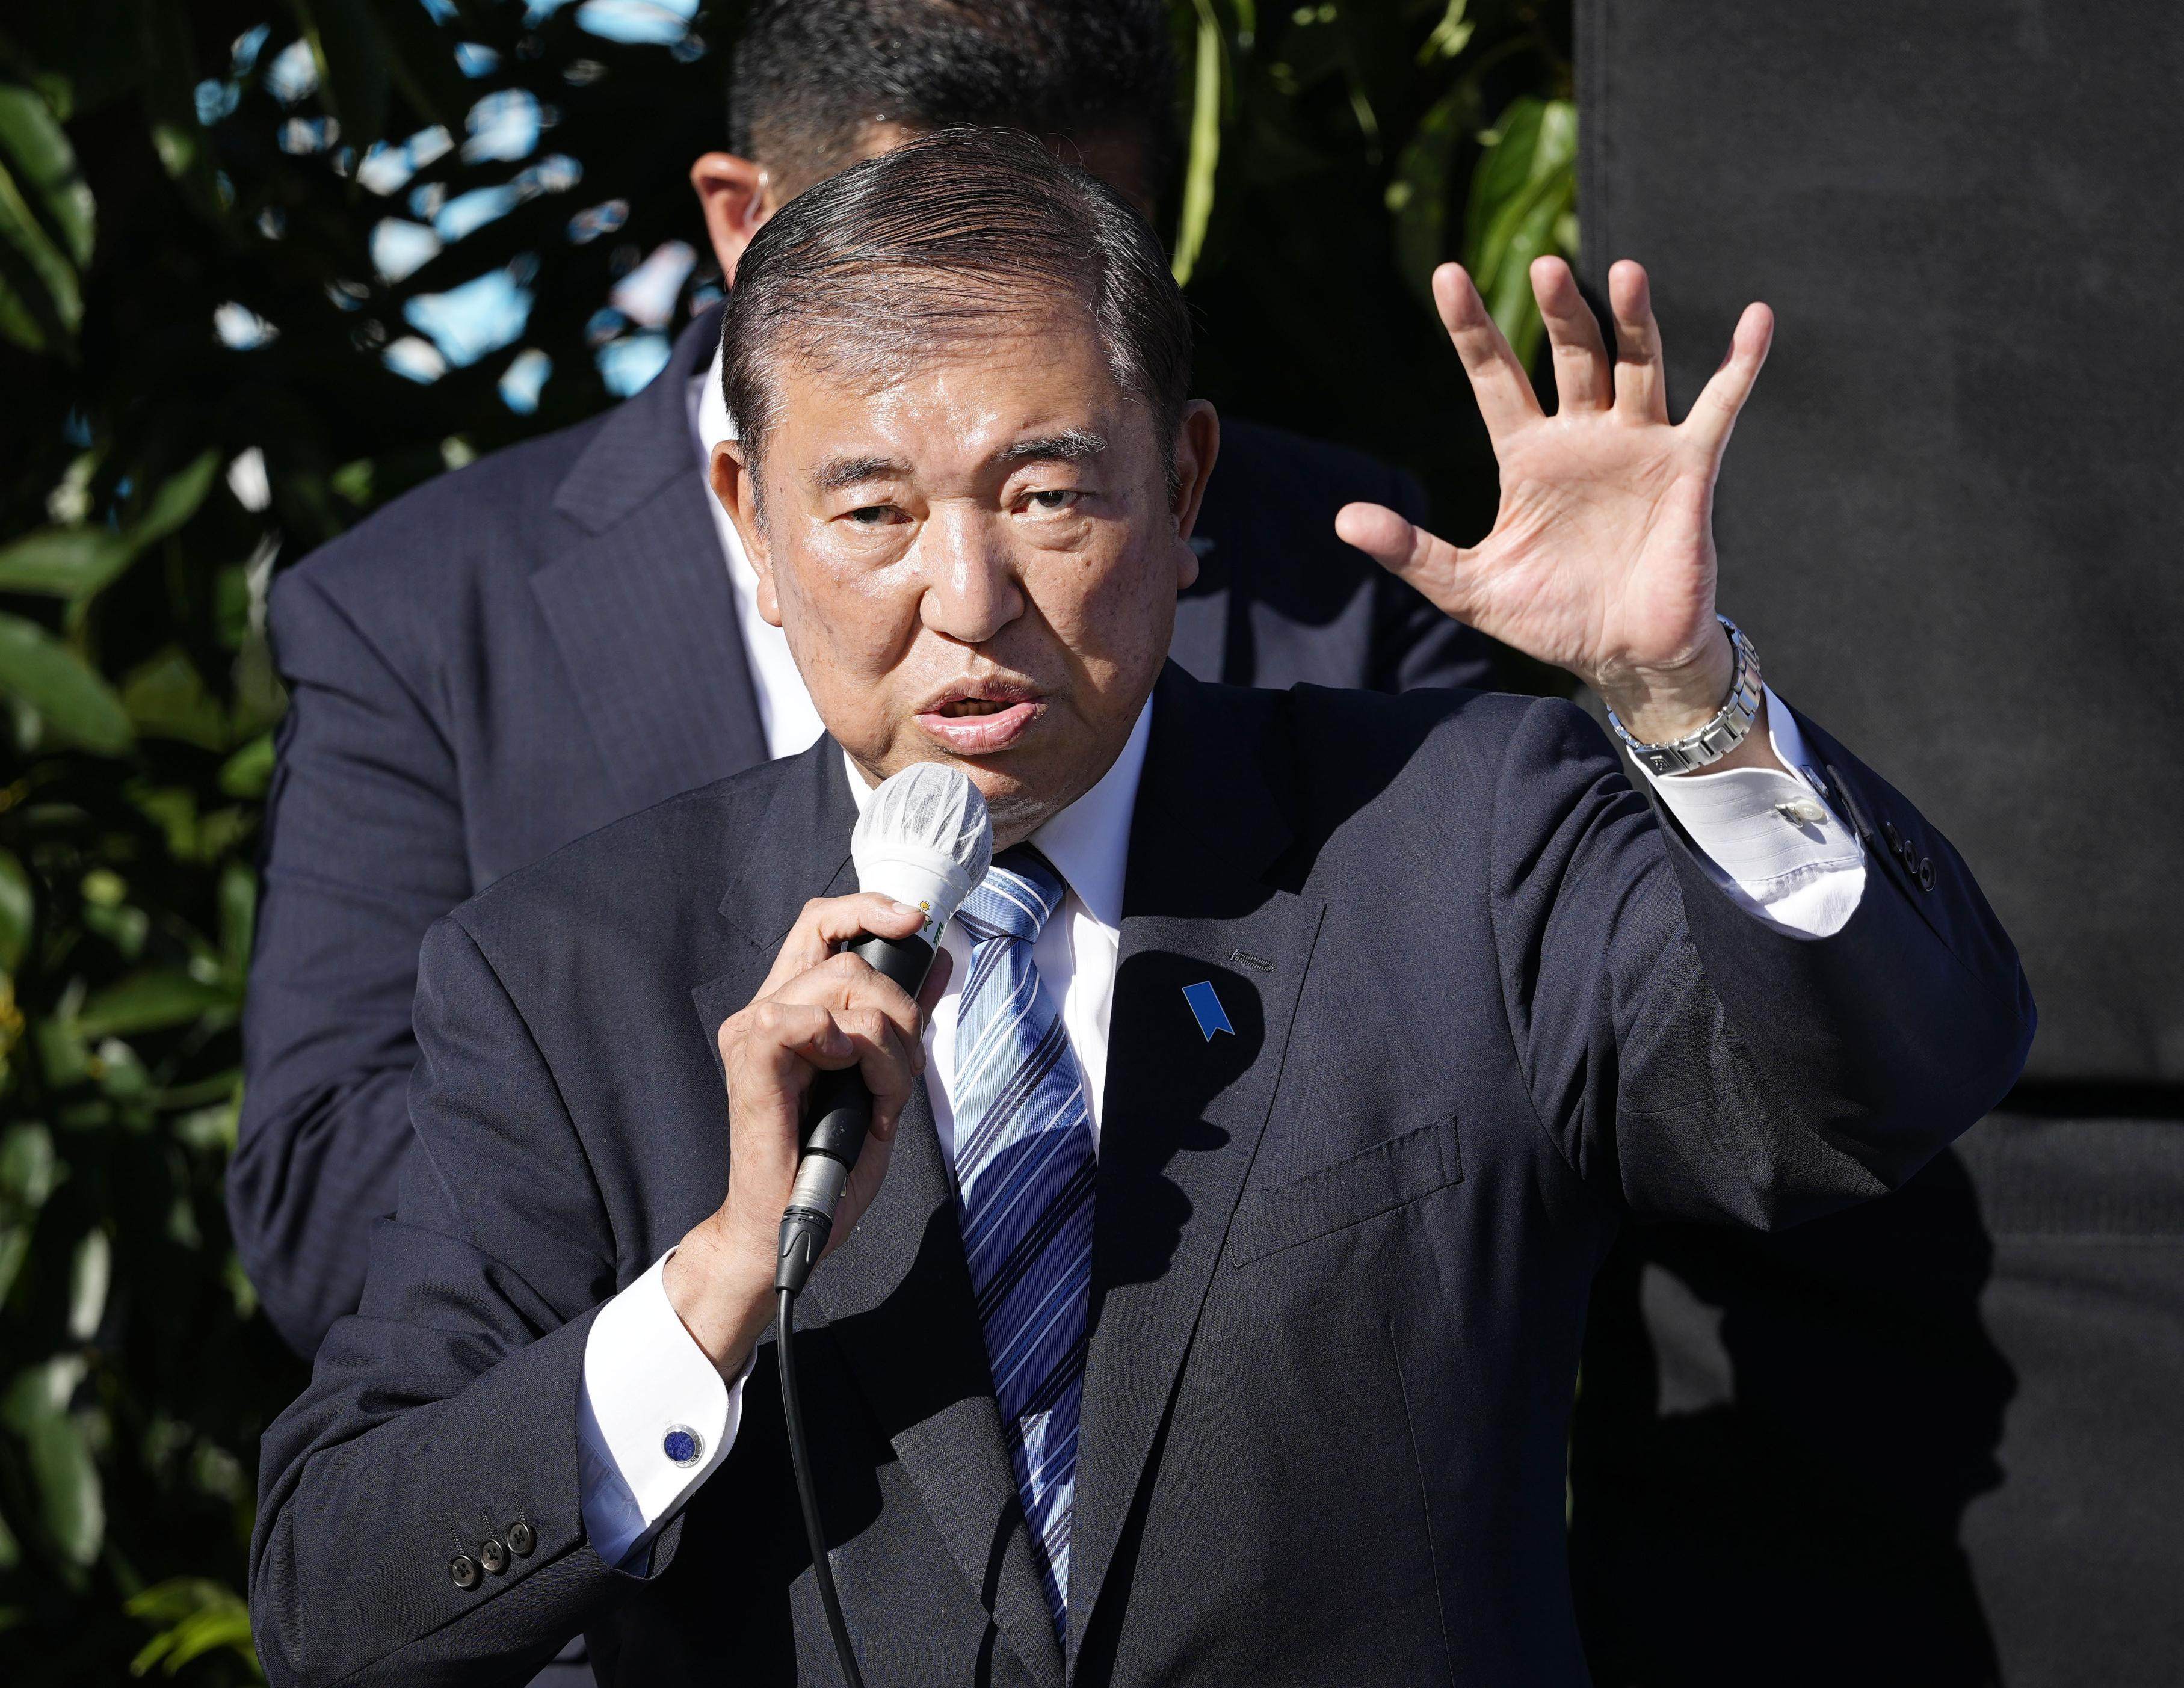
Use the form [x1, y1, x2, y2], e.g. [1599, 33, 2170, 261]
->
[662, 1425, 704, 1467]
[1181, 981, 1233, 1041]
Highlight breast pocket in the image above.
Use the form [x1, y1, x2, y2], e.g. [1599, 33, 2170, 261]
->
[1227, 1114, 1463, 1268]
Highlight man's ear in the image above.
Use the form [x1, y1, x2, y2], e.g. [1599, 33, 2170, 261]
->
[709, 440, 785, 627]
[1169, 401, 1221, 591]
[689, 151, 773, 284]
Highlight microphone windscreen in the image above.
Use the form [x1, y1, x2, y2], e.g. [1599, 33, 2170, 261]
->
[851, 762, 993, 944]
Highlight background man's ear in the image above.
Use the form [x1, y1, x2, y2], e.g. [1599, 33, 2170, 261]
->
[709, 440, 784, 627]
[689, 152, 774, 284]
[1171, 401, 1221, 588]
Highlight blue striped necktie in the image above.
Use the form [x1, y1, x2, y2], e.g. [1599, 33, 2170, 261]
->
[949, 845, 1096, 1644]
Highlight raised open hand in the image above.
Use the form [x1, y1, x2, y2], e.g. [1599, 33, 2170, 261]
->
[1336, 256, 1773, 744]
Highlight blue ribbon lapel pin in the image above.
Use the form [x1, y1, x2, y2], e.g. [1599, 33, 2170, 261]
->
[1181, 980, 1234, 1041]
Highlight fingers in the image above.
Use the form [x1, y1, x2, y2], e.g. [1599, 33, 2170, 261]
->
[1683, 300, 1775, 461]
[1606, 259, 1669, 424]
[762, 891, 930, 995]
[1431, 262, 1542, 439]
[1531, 256, 1613, 414]
[1334, 502, 1476, 625]
[733, 994, 919, 1139]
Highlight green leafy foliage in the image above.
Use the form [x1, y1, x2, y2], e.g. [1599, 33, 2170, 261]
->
[0, 2, 1566, 1679]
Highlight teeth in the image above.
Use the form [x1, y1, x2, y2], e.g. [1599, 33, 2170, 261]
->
[940, 699, 1005, 717]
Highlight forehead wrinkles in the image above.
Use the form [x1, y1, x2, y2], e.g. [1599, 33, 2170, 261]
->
[763, 304, 1134, 485]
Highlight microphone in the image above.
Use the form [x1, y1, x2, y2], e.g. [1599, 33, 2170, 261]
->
[775, 761, 992, 1297]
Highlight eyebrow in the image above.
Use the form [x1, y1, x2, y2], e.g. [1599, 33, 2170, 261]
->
[995, 430, 1109, 468]
[810, 454, 910, 493]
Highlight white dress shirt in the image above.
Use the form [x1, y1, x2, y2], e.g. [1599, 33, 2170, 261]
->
[575, 365, 1870, 1568]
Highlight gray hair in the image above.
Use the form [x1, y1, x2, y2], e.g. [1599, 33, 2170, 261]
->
[720, 127, 1194, 505]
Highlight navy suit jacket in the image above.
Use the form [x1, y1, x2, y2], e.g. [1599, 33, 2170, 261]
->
[230, 309, 1491, 1355]
[250, 664, 2031, 1687]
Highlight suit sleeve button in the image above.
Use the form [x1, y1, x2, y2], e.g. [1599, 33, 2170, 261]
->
[450, 1554, 480, 1590]
[1919, 857, 1935, 890]
[508, 1521, 535, 1557]
[480, 1539, 508, 1574]
[1881, 820, 1903, 855]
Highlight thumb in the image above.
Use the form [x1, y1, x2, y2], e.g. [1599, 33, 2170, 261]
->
[1334, 502, 1473, 619]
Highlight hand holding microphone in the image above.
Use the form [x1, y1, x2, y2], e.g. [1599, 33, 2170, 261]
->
[664, 765, 992, 1377]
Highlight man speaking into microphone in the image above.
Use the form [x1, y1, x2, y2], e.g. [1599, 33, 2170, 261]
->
[250, 131, 2032, 1687]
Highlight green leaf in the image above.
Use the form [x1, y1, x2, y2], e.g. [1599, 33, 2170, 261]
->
[121, 647, 231, 751]
[218, 860, 256, 980]
[127, 449, 221, 549]
[219, 732, 275, 798]
[0, 152, 79, 352]
[75, 968, 235, 1040]
[2, 1357, 103, 1569]
[0, 82, 96, 266]
[128, 1579, 261, 1677]
[0, 611, 133, 753]
[0, 449, 222, 599]
[0, 848, 30, 970]
[0, 526, 135, 596]
[0, 1121, 57, 1207]
[1171, 0, 1224, 287]
[1461, 96, 1577, 368]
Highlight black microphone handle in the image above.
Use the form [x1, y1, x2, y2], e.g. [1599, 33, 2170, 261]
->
[776, 929, 936, 1295]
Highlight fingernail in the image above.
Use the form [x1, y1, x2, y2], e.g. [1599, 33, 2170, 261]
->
[890, 901, 920, 918]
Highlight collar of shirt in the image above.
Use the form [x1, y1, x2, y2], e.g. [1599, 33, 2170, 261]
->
[689, 350, 828, 759]
[842, 696, 1153, 1161]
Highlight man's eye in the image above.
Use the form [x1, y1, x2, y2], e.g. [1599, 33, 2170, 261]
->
[1023, 490, 1081, 513]
[846, 505, 903, 526]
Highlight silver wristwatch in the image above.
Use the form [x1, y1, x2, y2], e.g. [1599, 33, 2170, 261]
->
[1606, 614, 1764, 776]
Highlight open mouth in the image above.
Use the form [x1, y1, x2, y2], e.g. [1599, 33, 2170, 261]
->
[916, 683, 1046, 753]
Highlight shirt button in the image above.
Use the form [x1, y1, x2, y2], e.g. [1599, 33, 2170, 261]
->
[450, 1554, 480, 1591]
[508, 1521, 535, 1557]
[480, 1538, 508, 1575]
[662, 1425, 704, 1467]
[1775, 796, 1829, 826]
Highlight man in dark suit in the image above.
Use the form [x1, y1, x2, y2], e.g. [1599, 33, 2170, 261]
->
[229, 0, 1488, 1361]
[250, 132, 2029, 1687]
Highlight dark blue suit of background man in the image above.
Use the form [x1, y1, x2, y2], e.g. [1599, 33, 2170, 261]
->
[250, 130, 2031, 1687]
[227, 0, 1490, 1358]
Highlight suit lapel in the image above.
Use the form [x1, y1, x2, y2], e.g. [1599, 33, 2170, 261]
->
[1066, 667, 1324, 1671]
[534, 307, 768, 818]
[696, 744, 1066, 1688]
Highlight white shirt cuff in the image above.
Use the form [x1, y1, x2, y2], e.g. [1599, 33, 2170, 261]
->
[1635, 686, 1868, 937]
[576, 1249, 749, 1570]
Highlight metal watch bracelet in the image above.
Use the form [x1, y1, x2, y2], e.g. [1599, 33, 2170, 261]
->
[1606, 614, 1764, 777]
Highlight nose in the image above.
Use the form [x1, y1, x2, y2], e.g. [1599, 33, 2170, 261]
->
[916, 505, 1024, 646]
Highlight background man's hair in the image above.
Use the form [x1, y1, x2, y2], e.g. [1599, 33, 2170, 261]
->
[721, 128, 1194, 502]
[727, 0, 1179, 199]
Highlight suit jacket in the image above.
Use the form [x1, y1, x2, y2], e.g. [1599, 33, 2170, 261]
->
[250, 665, 2032, 1687]
[229, 307, 1491, 1357]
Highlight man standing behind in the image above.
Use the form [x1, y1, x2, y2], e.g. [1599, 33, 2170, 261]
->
[229, 0, 1488, 1360]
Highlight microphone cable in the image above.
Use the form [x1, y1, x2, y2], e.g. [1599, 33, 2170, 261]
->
[778, 1284, 868, 1688]
[767, 759, 991, 1688]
